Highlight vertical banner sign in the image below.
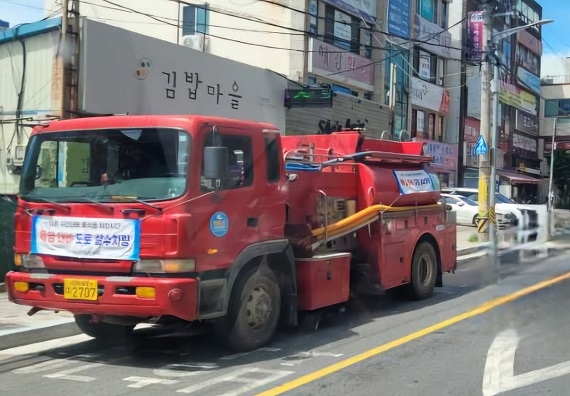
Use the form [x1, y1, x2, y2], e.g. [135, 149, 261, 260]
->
[387, 0, 411, 39]
[31, 216, 141, 260]
[466, 11, 485, 61]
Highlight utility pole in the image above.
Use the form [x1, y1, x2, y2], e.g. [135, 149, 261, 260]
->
[476, 6, 493, 243]
[60, 0, 80, 120]
[547, 117, 557, 238]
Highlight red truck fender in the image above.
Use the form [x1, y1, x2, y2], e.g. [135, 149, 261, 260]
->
[203, 239, 298, 326]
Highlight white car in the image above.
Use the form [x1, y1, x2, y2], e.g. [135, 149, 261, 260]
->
[442, 187, 535, 229]
[439, 193, 516, 228]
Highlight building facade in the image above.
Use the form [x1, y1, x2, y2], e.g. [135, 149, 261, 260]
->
[458, 0, 543, 202]
[539, 77, 570, 205]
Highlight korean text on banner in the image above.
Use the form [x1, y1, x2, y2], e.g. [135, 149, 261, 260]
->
[393, 170, 436, 194]
[31, 216, 141, 260]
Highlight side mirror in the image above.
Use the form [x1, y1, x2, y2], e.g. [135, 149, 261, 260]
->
[457, 201, 465, 207]
[203, 146, 228, 180]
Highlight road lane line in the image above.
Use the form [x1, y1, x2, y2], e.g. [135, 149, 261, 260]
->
[257, 270, 570, 396]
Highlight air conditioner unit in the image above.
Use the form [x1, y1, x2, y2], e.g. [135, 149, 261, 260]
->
[13, 144, 26, 166]
[182, 34, 206, 51]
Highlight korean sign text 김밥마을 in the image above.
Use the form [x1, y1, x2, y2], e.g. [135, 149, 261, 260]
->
[162, 70, 243, 110]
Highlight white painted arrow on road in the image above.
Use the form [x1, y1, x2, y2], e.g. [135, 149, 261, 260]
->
[483, 329, 570, 395]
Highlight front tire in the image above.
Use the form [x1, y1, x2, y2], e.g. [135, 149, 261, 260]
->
[74, 314, 135, 339]
[215, 266, 281, 352]
[408, 241, 438, 300]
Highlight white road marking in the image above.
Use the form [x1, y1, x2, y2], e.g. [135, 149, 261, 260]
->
[219, 347, 282, 360]
[12, 359, 75, 374]
[483, 329, 570, 396]
[175, 367, 293, 394]
[122, 376, 180, 388]
[43, 363, 103, 382]
[0, 334, 91, 358]
[154, 363, 219, 378]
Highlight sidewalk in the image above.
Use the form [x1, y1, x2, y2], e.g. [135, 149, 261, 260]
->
[0, 292, 78, 350]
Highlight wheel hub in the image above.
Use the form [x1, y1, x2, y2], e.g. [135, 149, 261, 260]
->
[418, 254, 434, 286]
[245, 286, 272, 330]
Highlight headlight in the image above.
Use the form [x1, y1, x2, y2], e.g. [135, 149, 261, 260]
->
[17, 254, 45, 269]
[133, 259, 196, 274]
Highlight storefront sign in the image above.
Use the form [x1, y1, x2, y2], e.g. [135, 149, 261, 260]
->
[387, 0, 410, 39]
[410, 77, 450, 114]
[309, 38, 374, 90]
[413, 14, 451, 58]
[466, 11, 485, 61]
[417, 139, 458, 173]
[515, 110, 538, 136]
[516, 66, 540, 95]
[513, 132, 538, 159]
[517, 29, 542, 56]
[322, 0, 376, 24]
[464, 117, 480, 143]
[499, 82, 538, 115]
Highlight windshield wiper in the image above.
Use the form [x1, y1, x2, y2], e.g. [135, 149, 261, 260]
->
[95, 195, 163, 213]
[76, 197, 114, 214]
[23, 197, 71, 213]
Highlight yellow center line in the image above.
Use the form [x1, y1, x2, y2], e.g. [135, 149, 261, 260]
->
[257, 270, 570, 396]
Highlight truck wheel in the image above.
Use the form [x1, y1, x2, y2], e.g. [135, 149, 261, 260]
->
[74, 315, 135, 339]
[408, 242, 438, 300]
[216, 267, 281, 352]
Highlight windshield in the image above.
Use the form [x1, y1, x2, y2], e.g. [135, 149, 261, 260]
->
[467, 193, 516, 204]
[20, 128, 190, 202]
[459, 196, 478, 206]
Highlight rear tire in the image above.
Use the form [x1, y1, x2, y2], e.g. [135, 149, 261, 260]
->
[473, 214, 479, 226]
[407, 242, 438, 300]
[214, 266, 281, 352]
[74, 314, 135, 339]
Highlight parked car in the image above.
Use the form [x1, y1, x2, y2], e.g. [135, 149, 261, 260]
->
[441, 187, 536, 230]
[439, 193, 516, 228]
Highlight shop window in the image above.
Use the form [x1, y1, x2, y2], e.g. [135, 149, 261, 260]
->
[413, 48, 440, 84]
[324, 5, 360, 54]
[417, 0, 438, 24]
[516, 44, 539, 76]
[182, 4, 209, 36]
[308, 0, 318, 36]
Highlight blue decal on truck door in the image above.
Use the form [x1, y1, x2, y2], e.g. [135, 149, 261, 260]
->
[210, 212, 229, 237]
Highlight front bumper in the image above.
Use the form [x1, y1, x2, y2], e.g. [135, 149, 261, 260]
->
[5, 271, 199, 321]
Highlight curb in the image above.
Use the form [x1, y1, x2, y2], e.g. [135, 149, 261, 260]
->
[0, 321, 81, 351]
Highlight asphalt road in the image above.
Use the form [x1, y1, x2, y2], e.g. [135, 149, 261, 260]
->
[2, 249, 570, 396]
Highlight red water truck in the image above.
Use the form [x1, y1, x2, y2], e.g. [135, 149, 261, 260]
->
[6, 115, 456, 352]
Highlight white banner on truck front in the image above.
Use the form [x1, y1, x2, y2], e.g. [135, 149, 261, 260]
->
[393, 170, 436, 194]
[30, 216, 141, 260]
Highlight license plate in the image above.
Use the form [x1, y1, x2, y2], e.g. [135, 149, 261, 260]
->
[63, 279, 98, 301]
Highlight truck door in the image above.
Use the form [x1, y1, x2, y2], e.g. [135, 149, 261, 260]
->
[194, 126, 261, 264]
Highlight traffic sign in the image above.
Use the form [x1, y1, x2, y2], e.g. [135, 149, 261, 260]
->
[474, 135, 489, 155]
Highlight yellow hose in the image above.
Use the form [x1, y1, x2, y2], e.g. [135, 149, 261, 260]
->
[312, 203, 442, 238]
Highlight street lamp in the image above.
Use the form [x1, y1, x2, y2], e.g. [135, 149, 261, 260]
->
[487, 19, 554, 267]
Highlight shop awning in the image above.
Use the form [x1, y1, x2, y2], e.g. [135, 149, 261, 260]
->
[497, 170, 542, 184]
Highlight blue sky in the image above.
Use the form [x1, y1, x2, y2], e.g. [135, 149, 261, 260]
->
[0, 0, 567, 74]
